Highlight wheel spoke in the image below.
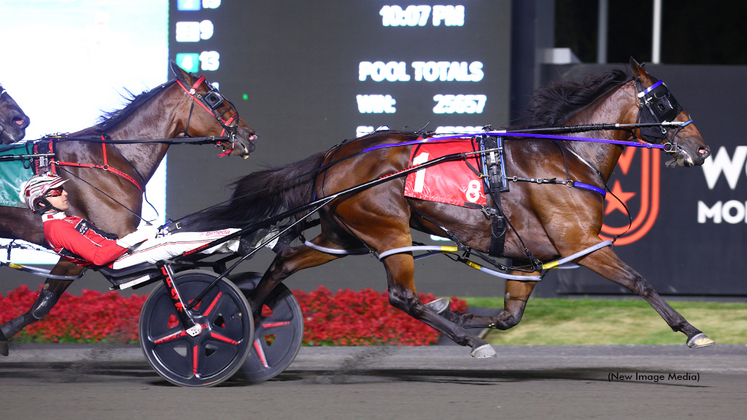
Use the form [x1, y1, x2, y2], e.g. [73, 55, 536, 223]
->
[210, 331, 239, 345]
[253, 339, 270, 368]
[202, 291, 223, 317]
[260, 321, 292, 329]
[153, 329, 189, 345]
[192, 345, 199, 376]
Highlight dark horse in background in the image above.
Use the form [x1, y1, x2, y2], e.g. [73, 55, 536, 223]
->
[0, 62, 257, 354]
[188, 58, 713, 358]
[0, 82, 31, 143]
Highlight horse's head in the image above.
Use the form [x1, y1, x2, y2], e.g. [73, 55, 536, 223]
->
[629, 57, 710, 167]
[0, 83, 31, 144]
[170, 62, 257, 159]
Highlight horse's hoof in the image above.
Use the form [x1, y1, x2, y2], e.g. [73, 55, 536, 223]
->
[687, 333, 715, 348]
[470, 344, 497, 358]
[425, 298, 450, 315]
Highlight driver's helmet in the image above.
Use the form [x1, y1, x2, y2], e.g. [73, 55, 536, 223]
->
[19, 173, 68, 212]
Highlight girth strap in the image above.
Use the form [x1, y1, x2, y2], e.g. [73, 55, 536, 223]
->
[481, 136, 507, 257]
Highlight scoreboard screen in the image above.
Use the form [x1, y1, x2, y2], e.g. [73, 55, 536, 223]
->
[169, 1, 512, 152]
[167, 0, 513, 217]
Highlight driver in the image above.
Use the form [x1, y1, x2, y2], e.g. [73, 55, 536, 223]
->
[0, 173, 242, 356]
[23, 174, 240, 268]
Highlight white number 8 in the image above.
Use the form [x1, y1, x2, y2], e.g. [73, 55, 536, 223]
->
[465, 180, 482, 203]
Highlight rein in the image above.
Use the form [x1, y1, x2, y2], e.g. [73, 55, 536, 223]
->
[366, 128, 677, 153]
[170, 119, 689, 229]
[50, 135, 232, 145]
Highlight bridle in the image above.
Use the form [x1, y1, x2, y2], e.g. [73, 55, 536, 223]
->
[176, 76, 241, 156]
[634, 78, 692, 154]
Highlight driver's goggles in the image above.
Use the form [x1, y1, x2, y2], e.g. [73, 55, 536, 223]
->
[46, 186, 65, 197]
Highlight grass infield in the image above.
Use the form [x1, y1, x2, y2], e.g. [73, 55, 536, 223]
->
[462, 298, 747, 346]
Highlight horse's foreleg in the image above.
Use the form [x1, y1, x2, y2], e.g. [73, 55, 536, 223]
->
[0, 261, 83, 356]
[580, 246, 714, 348]
[382, 253, 496, 358]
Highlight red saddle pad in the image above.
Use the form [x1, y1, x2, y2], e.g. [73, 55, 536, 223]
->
[404, 140, 486, 207]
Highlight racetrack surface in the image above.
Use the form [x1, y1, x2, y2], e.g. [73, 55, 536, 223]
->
[1, 344, 746, 419]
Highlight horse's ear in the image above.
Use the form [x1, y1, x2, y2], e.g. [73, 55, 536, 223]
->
[170, 60, 192, 83]
[629, 57, 646, 78]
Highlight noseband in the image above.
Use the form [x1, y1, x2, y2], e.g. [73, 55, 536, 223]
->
[176, 77, 241, 155]
[634, 78, 692, 153]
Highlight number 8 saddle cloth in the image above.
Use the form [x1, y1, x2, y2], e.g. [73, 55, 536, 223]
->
[404, 139, 487, 207]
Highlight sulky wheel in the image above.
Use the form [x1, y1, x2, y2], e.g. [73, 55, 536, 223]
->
[232, 272, 304, 383]
[139, 269, 253, 387]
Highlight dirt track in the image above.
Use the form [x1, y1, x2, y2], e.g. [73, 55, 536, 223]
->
[1, 344, 746, 419]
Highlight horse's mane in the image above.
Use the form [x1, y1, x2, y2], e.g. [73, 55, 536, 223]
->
[95, 80, 178, 129]
[520, 69, 629, 128]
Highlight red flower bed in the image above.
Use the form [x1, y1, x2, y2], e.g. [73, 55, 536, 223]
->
[0, 285, 467, 346]
[0, 285, 147, 344]
[295, 286, 467, 346]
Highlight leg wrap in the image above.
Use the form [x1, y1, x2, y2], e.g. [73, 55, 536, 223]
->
[31, 289, 59, 320]
[0, 289, 60, 348]
[0, 313, 36, 339]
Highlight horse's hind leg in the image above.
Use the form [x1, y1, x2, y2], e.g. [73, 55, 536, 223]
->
[248, 239, 342, 313]
[580, 246, 714, 348]
[439, 274, 539, 331]
[381, 253, 495, 357]
[0, 262, 82, 356]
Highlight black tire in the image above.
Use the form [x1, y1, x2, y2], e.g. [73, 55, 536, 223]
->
[233, 273, 304, 383]
[139, 269, 253, 387]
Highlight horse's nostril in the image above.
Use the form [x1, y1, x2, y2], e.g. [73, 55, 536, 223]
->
[12, 117, 25, 126]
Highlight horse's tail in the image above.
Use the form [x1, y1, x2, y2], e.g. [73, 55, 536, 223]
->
[182, 152, 326, 232]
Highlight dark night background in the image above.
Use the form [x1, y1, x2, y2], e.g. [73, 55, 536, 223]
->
[555, 0, 747, 65]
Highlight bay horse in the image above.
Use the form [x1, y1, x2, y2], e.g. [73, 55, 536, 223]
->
[188, 58, 713, 357]
[0, 62, 257, 353]
[0, 82, 30, 144]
